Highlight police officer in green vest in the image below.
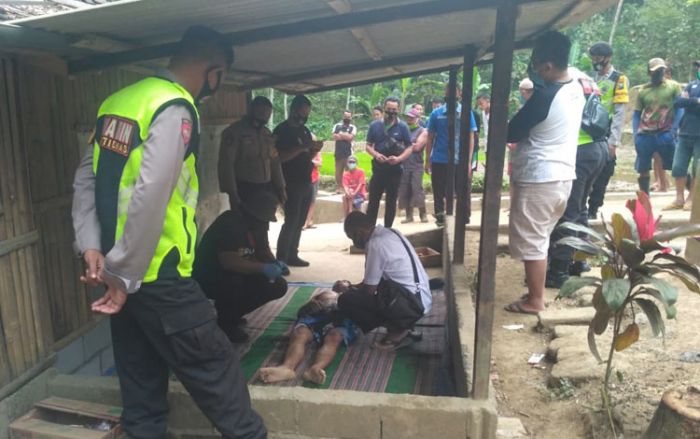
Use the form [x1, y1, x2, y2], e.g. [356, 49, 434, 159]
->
[586, 42, 630, 219]
[72, 26, 266, 439]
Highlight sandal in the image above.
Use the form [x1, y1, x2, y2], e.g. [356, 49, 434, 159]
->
[662, 202, 685, 211]
[373, 336, 413, 351]
[503, 301, 541, 315]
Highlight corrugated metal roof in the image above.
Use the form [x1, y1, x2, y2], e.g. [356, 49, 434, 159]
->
[5, 0, 619, 93]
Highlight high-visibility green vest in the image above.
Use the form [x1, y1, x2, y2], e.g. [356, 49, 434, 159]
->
[93, 76, 199, 283]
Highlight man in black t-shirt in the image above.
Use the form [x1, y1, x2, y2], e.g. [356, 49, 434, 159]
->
[193, 190, 288, 343]
[273, 95, 322, 267]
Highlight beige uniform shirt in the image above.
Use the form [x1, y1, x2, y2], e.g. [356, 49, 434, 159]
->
[218, 117, 285, 203]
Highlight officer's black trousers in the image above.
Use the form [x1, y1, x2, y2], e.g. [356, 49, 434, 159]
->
[276, 182, 312, 262]
[587, 155, 616, 217]
[111, 278, 267, 439]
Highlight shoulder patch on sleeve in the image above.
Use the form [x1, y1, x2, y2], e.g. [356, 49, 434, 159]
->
[99, 116, 137, 156]
[181, 119, 192, 145]
[612, 75, 629, 104]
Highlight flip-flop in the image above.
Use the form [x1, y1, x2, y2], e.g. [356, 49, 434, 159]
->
[372, 336, 413, 351]
[503, 301, 540, 315]
[662, 202, 684, 211]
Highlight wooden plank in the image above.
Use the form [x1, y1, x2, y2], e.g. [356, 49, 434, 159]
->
[472, 3, 518, 400]
[0, 230, 38, 257]
[9, 250, 33, 370]
[445, 68, 457, 216]
[453, 46, 478, 264]
[16, 248, 39, 365]
[36, 397, 123, 422]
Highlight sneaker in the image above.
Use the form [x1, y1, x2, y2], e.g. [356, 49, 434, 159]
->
[588, 211, 598, 220]
[287, 256, 310, 267]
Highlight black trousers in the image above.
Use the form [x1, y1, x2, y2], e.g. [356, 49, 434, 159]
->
[549, 141, 608, 264]
[210, 275, 287, 333]
[233, 181, 276, 261]
[367, 168, 402, 227]
[111, 278, 266, 439]
[276, 182, 312, 262]
[337, 282, 422, 333]
[587, 155, 616, 217]
[431, 163, 449, 215]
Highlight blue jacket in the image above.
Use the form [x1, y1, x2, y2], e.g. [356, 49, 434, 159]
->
[675, 80, 700, 137]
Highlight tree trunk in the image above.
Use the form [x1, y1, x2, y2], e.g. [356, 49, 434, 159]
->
[608, 0, 625, 44]
[644, 387, 700, 439]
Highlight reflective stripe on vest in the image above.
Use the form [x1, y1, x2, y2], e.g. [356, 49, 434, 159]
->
[93, 76, 200, 283]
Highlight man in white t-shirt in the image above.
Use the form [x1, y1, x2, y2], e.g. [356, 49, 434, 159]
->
[337, 211, 431, 350]
[504, 31, 585, 315]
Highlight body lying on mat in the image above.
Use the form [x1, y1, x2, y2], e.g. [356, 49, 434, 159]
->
[259, 284, 358, 385]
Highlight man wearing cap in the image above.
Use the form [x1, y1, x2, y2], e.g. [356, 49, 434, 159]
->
[586, 42, 630, 219]
[670, 60, 700, 210]
[219, 95, 285, 262]
[71, 26, 266, 438]
[398, 108, 429, 223]
[194, 191, 287, 343]
[633, 58, 683, 195]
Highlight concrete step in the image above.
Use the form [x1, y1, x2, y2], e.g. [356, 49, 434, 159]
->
[538, 307, 596, 329]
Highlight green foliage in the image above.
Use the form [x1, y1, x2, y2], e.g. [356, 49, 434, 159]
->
[566, 0, 700, 86]
[554, 192, 700, 436]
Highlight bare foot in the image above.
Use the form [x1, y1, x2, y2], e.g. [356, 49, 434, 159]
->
[302, 367, 327, 385]
[258, 366, 296, 383]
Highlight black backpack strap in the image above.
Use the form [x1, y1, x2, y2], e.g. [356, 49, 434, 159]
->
[388, 228, 420, 293]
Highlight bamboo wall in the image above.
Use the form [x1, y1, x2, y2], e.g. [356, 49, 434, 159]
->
[0, 52, 246, 389]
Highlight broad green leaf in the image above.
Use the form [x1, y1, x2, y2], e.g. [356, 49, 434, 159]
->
[611, 213, 630, 248]
[602, 278, 631, 311]
[619, 239, 645, 267]
[652, 253, 700, 279]
[639, 276, 678, 307]
[591, 287, 612, 335]
[573, 251, 590, 261]
[653, 223, 700, 242]
[645, 265, 700, 293]
[554, 236, 604, 256]
[588, 324, 603, 362]
[635, 288, 677, 319]
[601, 264, 616, 280]
[614, 323, 640, 351]
[634, 298, 664, 338]
[557, 221, 606, 242]
[557, 276, 601, 298]
[640, 239, 669, 254]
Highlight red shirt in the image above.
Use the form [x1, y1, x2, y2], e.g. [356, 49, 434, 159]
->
[311, 152, 321, 183]
[342, 168, 366, 197]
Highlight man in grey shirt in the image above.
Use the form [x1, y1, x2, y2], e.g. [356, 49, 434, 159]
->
[72, 26, 266, 439]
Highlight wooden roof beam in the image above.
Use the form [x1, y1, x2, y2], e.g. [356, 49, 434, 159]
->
[67, 0, 539, 74]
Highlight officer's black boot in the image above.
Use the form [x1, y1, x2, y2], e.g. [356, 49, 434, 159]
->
[419, 208, 429, 223]
[401, 208, 414, 224]
[545, 259, 570, 289]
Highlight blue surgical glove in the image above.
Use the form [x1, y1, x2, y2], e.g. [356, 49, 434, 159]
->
[262, 263, 283, 281]
[274, 260, 289, 273]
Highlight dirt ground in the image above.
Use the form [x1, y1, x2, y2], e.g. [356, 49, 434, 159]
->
[464, 231, 700, 439]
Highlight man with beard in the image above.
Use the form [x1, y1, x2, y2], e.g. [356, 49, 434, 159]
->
[633, 58, 682, 194]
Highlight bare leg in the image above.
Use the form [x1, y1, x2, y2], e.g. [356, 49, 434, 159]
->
[675, 176, 687, 205]
[303, 329, 343, 385]
[520, 259, 547, 312]
[259, 326, 313, 383]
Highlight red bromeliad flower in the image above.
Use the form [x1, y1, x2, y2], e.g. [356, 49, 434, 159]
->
[626, 192, 667, 251]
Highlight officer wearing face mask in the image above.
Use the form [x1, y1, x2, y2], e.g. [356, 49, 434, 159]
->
[219, 96, 285, 262]
[586, 42, 629, 220]
[632, 58, 683, 194]
[71, 26, 267, 438]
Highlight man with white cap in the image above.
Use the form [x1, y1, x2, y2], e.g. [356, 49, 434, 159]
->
[632, 57, 683, 194]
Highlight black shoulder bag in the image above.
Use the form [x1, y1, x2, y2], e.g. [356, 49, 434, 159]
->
[376, 229, 426, 330]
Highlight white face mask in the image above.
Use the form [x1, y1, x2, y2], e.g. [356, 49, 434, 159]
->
[348, 163, 357, 170]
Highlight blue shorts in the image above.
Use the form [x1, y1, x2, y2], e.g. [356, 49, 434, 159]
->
[295, 314, 359, 346]
[672, 135, 700, 178]
[353, 195, 365, 209]
[635, 131, 675, 173]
